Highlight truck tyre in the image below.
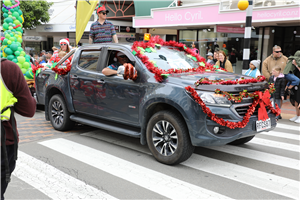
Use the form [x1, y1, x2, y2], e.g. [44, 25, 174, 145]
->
[49, 94, 74, 131]
[146, 111, 194, 165]
[228, 135, 255, 145]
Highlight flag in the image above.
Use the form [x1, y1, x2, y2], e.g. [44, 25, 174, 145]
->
[76, 0, 98, 45]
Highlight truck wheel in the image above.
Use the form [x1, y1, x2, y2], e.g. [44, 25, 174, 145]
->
[146, 111, 194, 165]
[228, 135, 255, 145]
[49, 94, 74, 131]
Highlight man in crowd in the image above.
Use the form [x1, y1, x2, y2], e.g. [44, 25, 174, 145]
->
[262, 45, 288, 80]
[206, 52, 215, 65]
[89, 4, 118, 44]
[1, 59, 36, 199]
[41, 50, 47, 63]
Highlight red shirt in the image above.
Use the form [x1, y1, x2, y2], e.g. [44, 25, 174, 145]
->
[1, 59, 36, 145]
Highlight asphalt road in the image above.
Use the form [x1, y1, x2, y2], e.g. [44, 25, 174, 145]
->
[4, 107, 300, 200]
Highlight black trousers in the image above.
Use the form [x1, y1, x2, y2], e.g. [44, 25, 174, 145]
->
[1, 145, 16, 200]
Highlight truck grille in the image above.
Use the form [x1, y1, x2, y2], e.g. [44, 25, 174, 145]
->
[235, 104, 259, 117]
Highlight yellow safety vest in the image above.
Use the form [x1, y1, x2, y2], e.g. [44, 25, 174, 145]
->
[0, 74, 18, 121]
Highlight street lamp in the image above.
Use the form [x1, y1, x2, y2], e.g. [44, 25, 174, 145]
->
[238, 0, 253, 74]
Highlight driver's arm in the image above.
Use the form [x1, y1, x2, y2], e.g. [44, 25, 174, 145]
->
[102, 67, 118, 76]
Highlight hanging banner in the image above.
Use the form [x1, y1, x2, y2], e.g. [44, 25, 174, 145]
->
[76, 0, 98, 45]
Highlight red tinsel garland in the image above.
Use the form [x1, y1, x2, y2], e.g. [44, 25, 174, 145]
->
[185, 86, 281, 129]
[32, 64, 44, 74]
[195, 76, 266, 86]
[51, 63, 72, 75]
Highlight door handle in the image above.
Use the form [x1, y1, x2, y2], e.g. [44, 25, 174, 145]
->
[70, 74, 78, 78]
[97, 79, 105, 83]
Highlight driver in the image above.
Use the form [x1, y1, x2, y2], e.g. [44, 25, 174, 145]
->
[102, 52, 129, 76]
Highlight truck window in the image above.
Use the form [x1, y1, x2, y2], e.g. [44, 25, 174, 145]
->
[78, 50, 101, 72]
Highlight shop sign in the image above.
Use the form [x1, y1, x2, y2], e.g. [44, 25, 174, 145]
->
[44, 26, 53, 31]
[23, 36, 47, 41]
[216, 26, 244, 34]
[120, 26, 135, 33]
[114, 25, 119, 32]
[69, 25, 76, 30]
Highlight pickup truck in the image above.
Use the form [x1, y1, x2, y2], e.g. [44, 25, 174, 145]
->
[35, 42, 278, 165]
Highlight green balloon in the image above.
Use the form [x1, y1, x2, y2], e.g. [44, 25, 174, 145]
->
[10, 43, 18, 51]
[9, 37, 16, 42]
[16, 62, 22, 68]
[16, 42, 21, 47]
[3, 23, 9, 30]
[5, 17, 13, 24]
[20, 51, 26, 56]
[12, 58, 18, 63]
[7, 55, 15, 61]
[23, 62, 30, 69]
[17, 47, 23, 52]
[5, 34, 11, 39]
[14, 51, 20, 56]
[7, 40, 12, 45]
[5, 48, 13, 55]
[21, 68, 27, 74]
[2, 7, 8, 13]
[25, 55, 31, 60]
[12, 12, 19, 18]
[13, 20, 20, 25]
[4, 0, 11, 6]
[17, 56, 25, 64]
[18, 10, 23, 15]
[17, 17, 23, 23]
[17, 38, 22, 43]
[3, 39, 8, 45]
[25, 70, 34, 79]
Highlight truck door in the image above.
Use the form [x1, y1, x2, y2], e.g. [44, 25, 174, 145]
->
[70, 49, 102, 116]
[97, 48, 141, 126]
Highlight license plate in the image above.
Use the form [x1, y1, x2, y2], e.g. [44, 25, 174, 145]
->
[256, 118, 271, 132]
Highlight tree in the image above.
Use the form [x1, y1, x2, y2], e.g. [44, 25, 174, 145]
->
[1, 0, 53, 30]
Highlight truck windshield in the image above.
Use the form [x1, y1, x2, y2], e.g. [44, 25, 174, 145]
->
[144, 46, 199, 70]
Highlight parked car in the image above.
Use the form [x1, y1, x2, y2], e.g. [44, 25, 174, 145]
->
[35, 43, 277, 165]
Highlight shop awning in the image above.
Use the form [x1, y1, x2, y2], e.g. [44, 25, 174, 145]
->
[133, 1, 174, 16]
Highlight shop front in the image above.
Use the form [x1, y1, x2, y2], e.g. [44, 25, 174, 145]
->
[133, 2, 300, 74]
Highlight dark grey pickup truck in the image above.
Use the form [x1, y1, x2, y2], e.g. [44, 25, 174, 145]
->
[35, 43, 277, 165]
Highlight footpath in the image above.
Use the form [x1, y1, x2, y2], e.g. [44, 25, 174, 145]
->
[281, 99, 298, 120]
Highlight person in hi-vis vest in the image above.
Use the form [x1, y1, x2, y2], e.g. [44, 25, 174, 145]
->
[1, 59, 36, 199]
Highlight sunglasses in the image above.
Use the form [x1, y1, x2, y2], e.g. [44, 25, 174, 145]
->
[118, 55, 127, 58]
[61, 43, 67, 46]
[100, 12, 107, 15]
[274, 51, 281, 53]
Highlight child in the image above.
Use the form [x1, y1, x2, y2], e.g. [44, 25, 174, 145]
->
[269, 67, 285, 119]
[244, 60, 261, 78]
[58, 51, 70, 68]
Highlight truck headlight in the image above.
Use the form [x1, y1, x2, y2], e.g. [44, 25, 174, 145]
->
[197, 92, 231, 107]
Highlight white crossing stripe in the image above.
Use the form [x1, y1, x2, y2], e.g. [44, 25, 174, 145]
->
[182, 154, 299, 199]
[251, 138, 300, 152]
[275, 123, 300, 132]
[13, 151, 118, 200]
[260, 131, 300, 141]
[207, 145, 299, 170]
[40, 138, 232, 200]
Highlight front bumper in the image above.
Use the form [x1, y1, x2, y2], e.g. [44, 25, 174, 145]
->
[191, 112, 277, 146]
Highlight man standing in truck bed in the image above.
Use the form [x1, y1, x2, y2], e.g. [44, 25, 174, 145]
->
[89, 4, 118, 44]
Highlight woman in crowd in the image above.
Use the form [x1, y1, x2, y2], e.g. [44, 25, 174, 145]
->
[49, 38, 72, 63]
[215, 50, 233, 72]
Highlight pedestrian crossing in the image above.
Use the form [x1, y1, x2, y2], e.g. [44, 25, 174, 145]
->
[10, 122, 300, 200]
